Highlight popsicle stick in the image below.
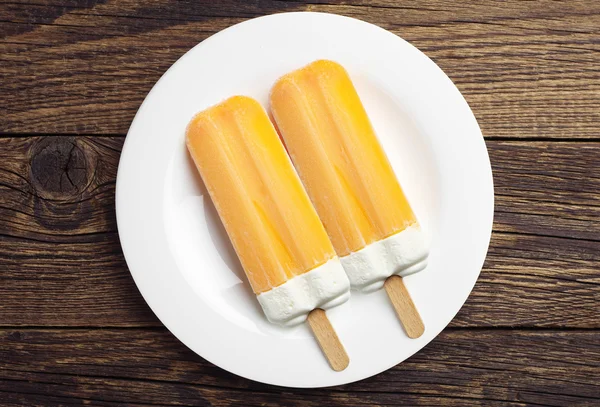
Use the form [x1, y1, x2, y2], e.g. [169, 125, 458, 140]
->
[384, 275, 425, 339]
[307, 309, 349, 371]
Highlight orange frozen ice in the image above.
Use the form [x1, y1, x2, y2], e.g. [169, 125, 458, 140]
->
[270, 60, 429, 292]
[186, 96, 350, 325]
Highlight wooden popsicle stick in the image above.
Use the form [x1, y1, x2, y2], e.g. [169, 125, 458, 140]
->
[384, 275, 425, 339]
[307, 308, 349, 371]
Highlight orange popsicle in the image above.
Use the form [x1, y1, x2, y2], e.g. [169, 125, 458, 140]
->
[270, 60, 428, 293]
[186, 96, 350, 327]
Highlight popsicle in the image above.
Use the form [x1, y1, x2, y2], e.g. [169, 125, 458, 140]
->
[270, 60, 428, 338]
[186, 96, 350, 370]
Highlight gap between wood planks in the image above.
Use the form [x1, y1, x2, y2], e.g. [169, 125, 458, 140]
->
[0, 329, 598, 405]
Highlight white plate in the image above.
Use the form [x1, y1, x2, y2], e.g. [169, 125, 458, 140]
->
[116, 12, 493, 388]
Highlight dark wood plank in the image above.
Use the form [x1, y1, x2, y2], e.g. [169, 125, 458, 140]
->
[453, 232, 600, 328]
[2, 1, 598, 405]
[1, 137, 598, 245]
[0, 136, 159, 326]
[1, 329, 598, 406]
[491, 141, 600, 242]
[0, 235, 160, 327]
[2, 230, 597, 328]
[0, 137, 598, 327]
[2, 0, 599, 137]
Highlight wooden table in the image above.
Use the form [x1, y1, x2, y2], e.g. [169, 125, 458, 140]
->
[2, 1, 599, 405]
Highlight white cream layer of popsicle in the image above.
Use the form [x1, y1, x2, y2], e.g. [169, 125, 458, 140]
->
[340, 225, 428, 293]
[257, 258, 350, 326]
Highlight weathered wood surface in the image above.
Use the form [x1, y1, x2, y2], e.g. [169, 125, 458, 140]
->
[0, 137, 598, 328]
[2, 1, 599, 405]
[1, 329, 599, 406]
[491, 141, 600, 241]
[2, 0, 599, 137]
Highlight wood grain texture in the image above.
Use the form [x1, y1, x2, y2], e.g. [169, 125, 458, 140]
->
[0, 136, 159, 326]
[491, 141, 600, 242]
[2, 138, 598, 243]
[384, 275, 425, 338]
[0, 137, 598, 328]
[0, 136, 123, 241]
[2, 0, 599, 137]
[1, 329, 599, 406]
[1, 1, 599, 404]
[307, 309, 350, 371]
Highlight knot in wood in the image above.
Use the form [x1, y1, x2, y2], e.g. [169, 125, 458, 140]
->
[30, 137, 89, 200]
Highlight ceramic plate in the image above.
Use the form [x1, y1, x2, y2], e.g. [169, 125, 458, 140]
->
[116, 12, 493, 388]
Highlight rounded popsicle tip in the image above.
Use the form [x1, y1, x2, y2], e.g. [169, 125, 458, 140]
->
[272, 59, 346, 84]
[185, 112, 205, 152]
[186, 96, 264, 145]
[220, 95, 262, 111]
[270, 72, 296, 105]
[270, 60, 350, 116]
[305, 59, 347, 74]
